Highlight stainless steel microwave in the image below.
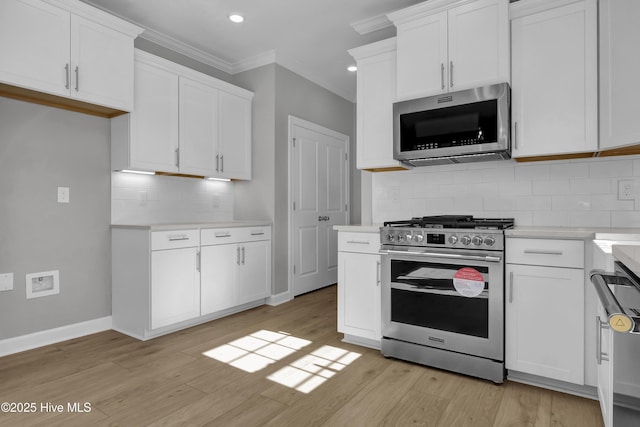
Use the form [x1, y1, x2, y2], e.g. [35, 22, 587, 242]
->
[393, 83, 511, 167]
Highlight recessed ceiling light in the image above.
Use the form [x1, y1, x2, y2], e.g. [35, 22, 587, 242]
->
[347, 65, 358, 72]
[229, 13, 244, 23]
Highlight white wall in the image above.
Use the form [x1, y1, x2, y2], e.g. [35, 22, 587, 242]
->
[371, 155, 640, 227]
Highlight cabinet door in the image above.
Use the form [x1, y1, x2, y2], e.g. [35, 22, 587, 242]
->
[337, 252, 381, 341]
[70, 15, 134, 111]
[511, 0, 597, 158]
[448, 0, 509, 91]
[356, 50, 402, 170]
[151, 247, 200, 329]
[396, 11, 447, 100]
[599, 0, 640, 151]
[596, 302, 614, 427]
[217, 90, 252, 180]
[200, 244, 237, 316]
[130, 60, 179, 172]
[179, 77, 218, 176]
[505, 264, 584, 384]
[0, 0, 70, 97]
[237, 240, 271, 305]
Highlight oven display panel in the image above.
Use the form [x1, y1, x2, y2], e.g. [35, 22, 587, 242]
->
[426, 234, 445, 244]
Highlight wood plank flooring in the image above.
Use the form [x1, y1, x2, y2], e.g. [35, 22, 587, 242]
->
[0, 285, 603, 427]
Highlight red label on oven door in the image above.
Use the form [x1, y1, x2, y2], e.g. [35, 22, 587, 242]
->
[453, 267, 485, 297]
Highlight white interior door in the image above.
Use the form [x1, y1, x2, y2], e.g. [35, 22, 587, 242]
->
[291, 117, 349, 296]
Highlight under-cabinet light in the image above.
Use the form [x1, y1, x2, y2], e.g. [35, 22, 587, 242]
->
[207, 177, 231, 182]
[120, 169, 155, 175]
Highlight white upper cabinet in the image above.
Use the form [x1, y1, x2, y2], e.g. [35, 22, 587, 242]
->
[389, 0, 509, 101]
[599, 0, 640, 152]
[510, 0, 597, 158]
[348, 38, 404, 171]
[0, 0, 142, 112]
[179, 77, 218, 177]
[217, 89, 252, 180]
[111, 50, 253, 179]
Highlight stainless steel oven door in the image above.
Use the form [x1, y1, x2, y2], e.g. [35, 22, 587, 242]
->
[380, 245, 504, 361]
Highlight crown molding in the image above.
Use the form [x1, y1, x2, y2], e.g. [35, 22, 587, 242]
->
[232, 50, 277, 74]
[350, 13, 393, 35]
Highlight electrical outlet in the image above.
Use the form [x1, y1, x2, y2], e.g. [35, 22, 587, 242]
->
[139, 191, 148, 206]
[618, 180, 634, 200]
[0, 273, 13, 291]
[57, 186, 70, 203]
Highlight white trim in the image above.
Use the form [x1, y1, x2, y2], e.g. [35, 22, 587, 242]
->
[266, 291, 292, 307]
[0, 317, 112, 357]
[232, 50, 277, 74]
[288, 116, 351, 301]
[350, 14, 393, 35]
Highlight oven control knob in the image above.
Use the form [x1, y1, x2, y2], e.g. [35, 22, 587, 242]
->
[460, 235, 471, 245]
[415, 233, 424, 243]
[471, 236, 483, 246]
[387, 233, 395, 243]
[448, 235, 458, 245]
[405, 232, 413, 242]
[397, 233, 405, 242]
[484, 236, 496, 247]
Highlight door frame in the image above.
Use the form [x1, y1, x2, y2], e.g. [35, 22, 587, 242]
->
[288, 115, 350, 300]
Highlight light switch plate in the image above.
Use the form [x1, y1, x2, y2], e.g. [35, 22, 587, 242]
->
[0, 273, 13, 291]
[58, 187, 70, 203]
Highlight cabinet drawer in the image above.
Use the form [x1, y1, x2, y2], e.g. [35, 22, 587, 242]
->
[338, 232, 381, 254]
[506, 238, 584, 268]
[237, 226, 271, 242]
[151, 229, 199, 251]
[201, 228, 242, 245]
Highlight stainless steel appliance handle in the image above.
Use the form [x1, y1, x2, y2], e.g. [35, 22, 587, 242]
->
[379, 249, 501, 263]
[596, 316, 609, 365]
[590, 271, 636, 333]
[523, 249, 563, 256]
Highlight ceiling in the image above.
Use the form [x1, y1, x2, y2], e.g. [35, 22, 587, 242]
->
[80, 0, 425, 102]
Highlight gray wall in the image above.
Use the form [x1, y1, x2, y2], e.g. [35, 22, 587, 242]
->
[233, 64, 357, 296]
[0, 98, 111, 339]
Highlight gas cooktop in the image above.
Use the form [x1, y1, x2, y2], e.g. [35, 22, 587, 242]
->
[383, 215, 514, 230]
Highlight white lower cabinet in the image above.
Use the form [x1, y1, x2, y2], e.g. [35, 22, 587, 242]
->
[112, 224, 271, 340]
[337, 231, 381, 347]
[151, 246, 200, 330]
[505, 238, 585, 385]
[200, 229, 271, 316]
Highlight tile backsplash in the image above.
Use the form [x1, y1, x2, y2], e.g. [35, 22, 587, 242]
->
[372, 155, 640, 228]
[111, 172, 233, 224]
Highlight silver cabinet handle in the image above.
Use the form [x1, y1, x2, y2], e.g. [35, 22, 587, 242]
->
[74, 66, 79, 92]
[175, 148, 180, 168]
[596, 316, 609, 365]
[514, 121, 518, 150]
[216, 154, 219, 172]
[449, 61, 453, 88]
[376, 260, 381, 286]
[509, 271, 514, 303]
[346, 240, 369, 245]
[220, 155, 224, 173]
[523, 249, 563, 256]
[241, 246, 245, 265]
[215, 232, 231, 238]
[196, 251, 201, 272]
[168, 235, 189, 241]
[441, 63, 445, 90]
[237, 247, 241, 265]
[250, 231, 265, 236]
[65, 64, 70, 89]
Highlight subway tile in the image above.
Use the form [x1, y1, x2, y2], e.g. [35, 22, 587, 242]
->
[468, 182, 500, 196]
[589, 159, 633, 178]
[438, 183, 469, 197]
[423, 198, 455, 212]
[612, 211, 640, 228]
[453, 196, 483, 211]
[569, 211, 611, 227]
[590, 195, 635, 211]
[551, 195, 592, 211]
[482, 166, 515, 183]
[499, 181, 532, 197]
[533, 211, 569, 227]
[452, 169, 484, 184]
[514, 164, 549, 181]
[548, 162, 589, 180]
[483, 197, 516, 211]
[569, 178, 612, 195]
[532, 180, 570, 195]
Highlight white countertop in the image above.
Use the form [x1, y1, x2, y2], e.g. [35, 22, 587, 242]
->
[111, 220, 272, 231]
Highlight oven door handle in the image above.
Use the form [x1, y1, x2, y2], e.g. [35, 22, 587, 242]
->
[590, 271, 637, 334]
[379, 249, 501, 263]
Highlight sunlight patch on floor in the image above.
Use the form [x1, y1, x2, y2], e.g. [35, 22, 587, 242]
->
[202, 330, 312, 373]
[267, 345, 361, 394]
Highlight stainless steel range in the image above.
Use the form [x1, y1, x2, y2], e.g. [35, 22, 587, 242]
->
[379, 215, 514, 383]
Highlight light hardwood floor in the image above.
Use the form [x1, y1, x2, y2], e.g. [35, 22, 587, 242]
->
[0, 285, 603, 427]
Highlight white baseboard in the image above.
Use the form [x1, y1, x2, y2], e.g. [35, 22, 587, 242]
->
[0, 316, 113, 357]
[266, 291, 292, 306]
